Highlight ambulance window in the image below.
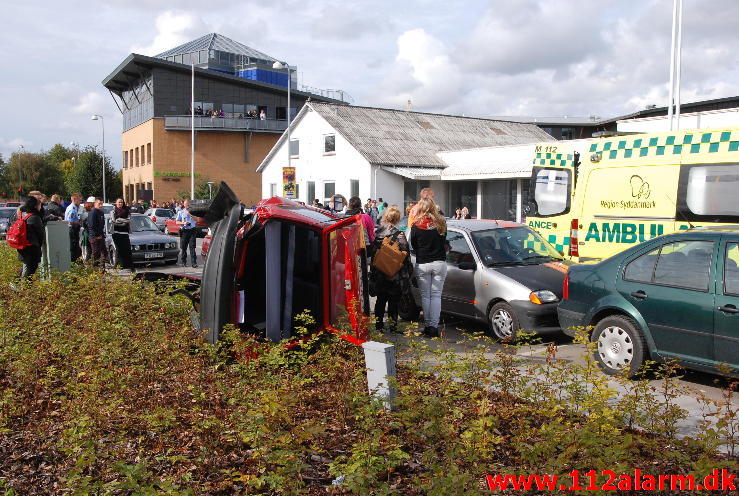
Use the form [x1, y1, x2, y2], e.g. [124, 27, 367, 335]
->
[679, 163, 739, 221]
[533, 168, 570, 216]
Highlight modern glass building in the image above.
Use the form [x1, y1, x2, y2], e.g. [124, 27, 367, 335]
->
[102, 33, 345, 204]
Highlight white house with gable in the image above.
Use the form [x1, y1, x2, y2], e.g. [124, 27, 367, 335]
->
[258, 102, 552, 220]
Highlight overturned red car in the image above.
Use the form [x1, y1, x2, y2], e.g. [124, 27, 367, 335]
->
[190, 182, 370, 346]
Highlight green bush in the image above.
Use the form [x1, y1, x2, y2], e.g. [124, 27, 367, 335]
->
[0, 243, 735, 494]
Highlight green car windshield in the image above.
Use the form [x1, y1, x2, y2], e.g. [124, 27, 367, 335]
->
[471, 227, 563, 266]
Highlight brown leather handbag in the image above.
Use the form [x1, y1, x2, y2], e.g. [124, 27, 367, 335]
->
[371, 232, 408, 277]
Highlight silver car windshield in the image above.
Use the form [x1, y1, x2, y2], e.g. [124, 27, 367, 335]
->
[471, 227, 563, 266]
[130, 216, 160, 232]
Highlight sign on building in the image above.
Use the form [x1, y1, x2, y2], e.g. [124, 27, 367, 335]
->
[283, 167, 296, 199]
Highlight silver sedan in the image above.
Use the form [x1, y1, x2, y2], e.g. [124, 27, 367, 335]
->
[401, 220, 573, 340]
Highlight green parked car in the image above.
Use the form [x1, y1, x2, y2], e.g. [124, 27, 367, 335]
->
[558, 227, 739, 378]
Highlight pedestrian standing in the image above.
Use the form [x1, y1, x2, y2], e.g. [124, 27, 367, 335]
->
[369, 206, 412, 332]
[176, 199, 197, 268]
[64, 193, 82, 262]
[409, 198, 448, 337]
[345, 196, 375, 247]
[86, 198, 107, 268]
[15, 196, 45, 280]
[111, 198, 134, 270]
[46, 194, 64, 219]
[80, 198, 95, 261]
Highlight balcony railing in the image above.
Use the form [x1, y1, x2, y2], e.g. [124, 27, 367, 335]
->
[164, 115, 288, 132]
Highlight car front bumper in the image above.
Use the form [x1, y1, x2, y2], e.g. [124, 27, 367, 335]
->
[131, 248, 180, 264]
[509, 300, 561, 334]
[556, 306, 587, 337]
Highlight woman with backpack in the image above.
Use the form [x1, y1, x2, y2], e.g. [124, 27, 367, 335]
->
[369, 205, 412, 333]
[14, 196, 45, 279]
[409, 198, 448, 337]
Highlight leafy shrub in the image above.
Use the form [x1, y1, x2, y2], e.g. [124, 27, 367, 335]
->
[0, 244, 735, 494]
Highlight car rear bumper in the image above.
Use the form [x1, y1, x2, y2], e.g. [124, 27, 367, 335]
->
[509, 300, 561, 334]
[557, 306, 586, 337]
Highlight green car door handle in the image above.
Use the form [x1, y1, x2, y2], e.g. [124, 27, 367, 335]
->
[630, 290, 648, 300]
[717, 304, 739, 314]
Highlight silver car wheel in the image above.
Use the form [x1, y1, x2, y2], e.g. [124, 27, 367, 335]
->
[596, 325, 633, 370]
[492, 309, 514, 339]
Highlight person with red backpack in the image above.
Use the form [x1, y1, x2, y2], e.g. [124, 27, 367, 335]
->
[8, 196, 45, 279]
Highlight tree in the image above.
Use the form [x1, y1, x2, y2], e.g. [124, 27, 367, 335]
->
[6, 150, 66, 199]
[177, 177, 220, 200]
[67, 145, 121, 201]
[0, 154, 11, 199]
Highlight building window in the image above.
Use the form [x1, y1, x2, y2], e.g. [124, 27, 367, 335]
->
[147, 143, 151, 163]
[129, 149, 133, 168]
[307, 181, 315, 203]
[141, 145, 145, 165]
[135, 148, 139, 167]
[123, 151, 128, 169]
[276, 107, 287, 120]
[561, 127, 574, 140]
[324, 182, 335, 199]
[269, 183, 277, 197]
[350, 179, 359, 198]
[289, 139, 299, 157]
[324, 134, 336, 154]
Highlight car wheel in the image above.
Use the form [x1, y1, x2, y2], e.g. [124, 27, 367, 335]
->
[488, 301, 520, 342]
[398, 293, 420, 321]
[591, 315, 646, 378]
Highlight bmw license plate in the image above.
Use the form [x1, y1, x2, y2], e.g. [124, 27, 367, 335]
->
[144, 252, 164, 259]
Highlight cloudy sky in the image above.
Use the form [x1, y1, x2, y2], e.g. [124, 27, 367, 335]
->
[2, 0, 738, 167]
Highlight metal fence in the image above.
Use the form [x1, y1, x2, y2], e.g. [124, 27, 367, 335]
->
[164, 116, 288, 132]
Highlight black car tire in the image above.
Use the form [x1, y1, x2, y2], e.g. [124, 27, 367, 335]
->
[398, 293, 420, 321]
[488, 301, 521, 342]
[591, 315, 647, 378]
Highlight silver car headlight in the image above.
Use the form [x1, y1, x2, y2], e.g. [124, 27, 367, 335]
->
[133, 245, 140, 251]
[529, 289, 558, 305]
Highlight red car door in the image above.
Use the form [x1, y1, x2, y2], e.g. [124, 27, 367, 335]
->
[323, 216, 370, 345]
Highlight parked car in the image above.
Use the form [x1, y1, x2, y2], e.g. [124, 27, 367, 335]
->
[164, 215, 208, 237]
[144, 207, 175, 231]
[4, 202, 20, 208]
[400, 220, 573, 340]
[558, 227, 739, 378]
[0, 207, 17, 239]
[103, 203, 115, 217]
[105, 214, 179, 266]
[0, 203, 5, 208]
[143, 183, 370, 346]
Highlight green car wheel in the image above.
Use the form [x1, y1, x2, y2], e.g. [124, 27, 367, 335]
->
[591, 315, 647, 378]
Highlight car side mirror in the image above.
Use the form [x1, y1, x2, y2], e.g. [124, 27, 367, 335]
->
[458, 261, 476, 271]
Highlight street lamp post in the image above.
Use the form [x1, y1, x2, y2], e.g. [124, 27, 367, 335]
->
[18, 144, 24, 200]
[91, 115, 106, 203]
[272, 61, 293, 196]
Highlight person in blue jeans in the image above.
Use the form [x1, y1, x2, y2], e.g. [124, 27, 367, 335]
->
[176, 199, 197, 268]
[409, 198, 448, 337]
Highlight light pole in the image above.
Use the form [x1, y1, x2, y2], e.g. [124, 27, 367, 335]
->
[272, 61, 293, 193]
[91, 115, 106, 203]
[17, 144, 24, 200]
[207, 181, 214, 199]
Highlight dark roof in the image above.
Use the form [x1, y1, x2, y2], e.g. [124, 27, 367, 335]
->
[309, 102, 553, 168]
[155, 33, 278, 65]
[101, 53, 339, 102]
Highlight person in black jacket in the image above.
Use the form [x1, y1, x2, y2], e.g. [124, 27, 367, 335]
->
[369, 205, 412, 333]
[111, 198, 134, 270]
[16, 196, 45, 279]
[86, 198, 107, 268]
[409, 198, 448, 337]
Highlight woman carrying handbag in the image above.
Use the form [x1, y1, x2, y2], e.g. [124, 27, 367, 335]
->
[369, 205, 412, 333]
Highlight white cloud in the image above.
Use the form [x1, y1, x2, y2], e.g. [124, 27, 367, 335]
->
[377, 29, 464, 112]
[72, 92, 107, 116]
[130, 11, 208, 56]
[0, 137, 33, 161]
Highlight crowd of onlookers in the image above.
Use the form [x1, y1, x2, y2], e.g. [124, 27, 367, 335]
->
[190, 106, 267, 120]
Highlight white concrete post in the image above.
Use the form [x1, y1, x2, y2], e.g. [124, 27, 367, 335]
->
[362, 341, 397, 410]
